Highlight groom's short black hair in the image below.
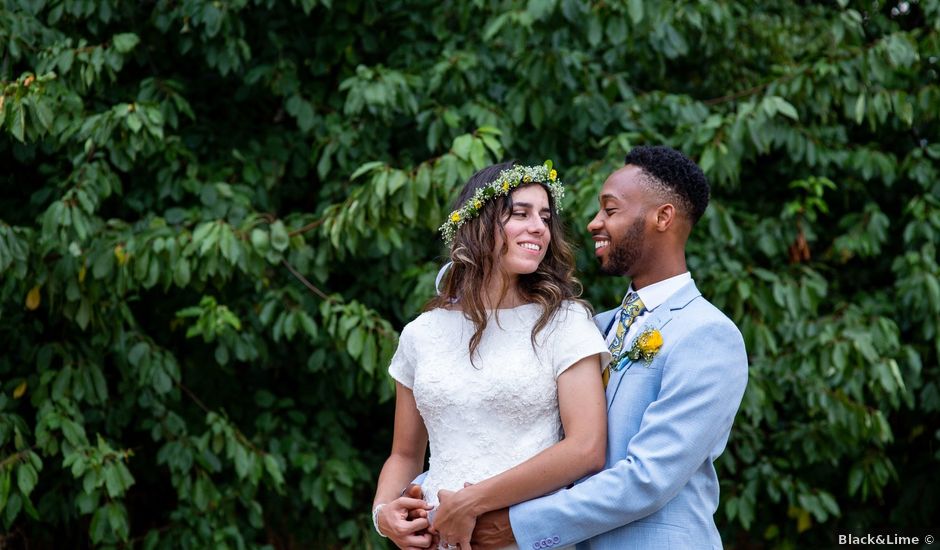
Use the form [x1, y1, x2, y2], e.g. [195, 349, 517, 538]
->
[625, 146, 710, 224]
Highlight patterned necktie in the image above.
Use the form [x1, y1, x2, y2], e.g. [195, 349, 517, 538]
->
[602, 292, 646, 388]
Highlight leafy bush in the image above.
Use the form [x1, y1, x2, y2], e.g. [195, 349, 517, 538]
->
[1, 0, 938, 547]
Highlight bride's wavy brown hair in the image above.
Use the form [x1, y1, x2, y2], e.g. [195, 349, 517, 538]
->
[426, 161, 590, 360]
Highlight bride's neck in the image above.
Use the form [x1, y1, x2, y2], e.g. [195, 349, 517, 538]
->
[482, 273, 523, 309]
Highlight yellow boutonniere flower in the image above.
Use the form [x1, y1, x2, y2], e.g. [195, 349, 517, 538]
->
[628, 328, 663, 366]
[638, 329, 663, 354]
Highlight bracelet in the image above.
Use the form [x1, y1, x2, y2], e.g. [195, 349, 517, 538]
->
[372, 503, 387, 538]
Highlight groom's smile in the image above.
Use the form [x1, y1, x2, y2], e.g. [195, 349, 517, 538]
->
[587, 166, 653, 278]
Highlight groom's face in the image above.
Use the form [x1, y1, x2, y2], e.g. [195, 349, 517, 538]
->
[587, 166, 651, 277]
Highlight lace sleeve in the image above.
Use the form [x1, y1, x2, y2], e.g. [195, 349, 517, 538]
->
[388, 322, 416, 388]
[551, 302, 611, 379]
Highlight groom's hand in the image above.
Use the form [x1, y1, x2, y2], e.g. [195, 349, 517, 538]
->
[470, 507, 514, 549]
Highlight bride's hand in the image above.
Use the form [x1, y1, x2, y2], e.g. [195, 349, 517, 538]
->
[378, 495, 434, 549]
[431, 488, 478, 550]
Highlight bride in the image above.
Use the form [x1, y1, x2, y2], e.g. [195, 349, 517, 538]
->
[372, 162, 610, 550]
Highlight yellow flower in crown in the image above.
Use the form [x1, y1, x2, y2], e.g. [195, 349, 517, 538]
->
[627, 328, 663, 366]
[502, 181, 510, 191]
[473, 199, 482, 209]
[523, 175, 532, 183]
[450, 211, 461, 223]
[549, 169, 557, 181]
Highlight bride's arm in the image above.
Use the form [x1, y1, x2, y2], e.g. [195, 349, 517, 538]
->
[431, 354, 606, 544]
[373, 382, 434, 548]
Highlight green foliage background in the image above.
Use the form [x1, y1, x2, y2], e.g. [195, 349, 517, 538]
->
[2, 0, 939, 547]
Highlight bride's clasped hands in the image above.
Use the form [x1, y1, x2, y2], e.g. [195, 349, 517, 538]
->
[431, 486, 480, 550]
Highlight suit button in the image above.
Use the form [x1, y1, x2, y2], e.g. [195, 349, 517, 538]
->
[532, 544, 539, 550]
[553, 536, 560, 543]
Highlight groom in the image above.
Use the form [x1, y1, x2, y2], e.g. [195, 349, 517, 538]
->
[469, 145, 749, 549]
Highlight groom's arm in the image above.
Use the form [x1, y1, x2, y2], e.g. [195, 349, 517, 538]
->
[507, 320, 748, 549]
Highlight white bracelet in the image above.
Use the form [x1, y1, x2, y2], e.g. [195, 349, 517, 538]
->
[372, 504, 387, 537]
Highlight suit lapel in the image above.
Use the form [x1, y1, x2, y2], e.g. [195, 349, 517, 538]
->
[594, 308, 618, 334]
[604, 281, 702, 411]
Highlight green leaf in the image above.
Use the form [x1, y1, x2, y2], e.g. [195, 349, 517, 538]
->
[88, 507, 108, 544]
[31, 97, 54, 130]
[16, 464, 38, 496]
[775, 97, 799, 120]
[482, 12, 509, 41]
[92, 249, 114, 279]
[854, 94, 866, 124]
[270, 220, 290, 252]
[193, 475, 212, 511]
[220, 225, 240, 264]
[152, 364, 173, 394]
[0, 469, 11, 512]
[74, 490, 98, 514]
[104, 465, 124, 498]
[470, 139, 487, 168]
[628, 0, 644, 24]
[387, 170, 407, 195]
[75, 299, 91, 329]
[215, 343, 229, 365]
[126, 112, 143, 132]
[128, 342, 149, 367]
[250, 228, 269, 250]
[173, 258, 191, 286]
[452, 134, 473, 160]
[107, 502, 129, 540]
[350, 161, 384, 180]
[298, 312, 318, 338]
[4, 492, 22, 526]
[61, 419, 86, 446]
[607, 17, 627, 45]
[361, 333, 377, 374]
[112, 33, 140, 53]
[11, 103, 26, 143]
[587, 15, 603, 46]
[264, 454, 284, 486]
[346, 326, 366, 358]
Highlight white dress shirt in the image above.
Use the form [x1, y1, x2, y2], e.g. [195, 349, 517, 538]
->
[604, 272, 693, 345]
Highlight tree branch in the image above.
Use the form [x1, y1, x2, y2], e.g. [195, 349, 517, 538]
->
[281, 259, 332, 302]
[0, 446, 36, 470]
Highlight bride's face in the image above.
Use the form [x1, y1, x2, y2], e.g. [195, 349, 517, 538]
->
[493, 184, 551, 280]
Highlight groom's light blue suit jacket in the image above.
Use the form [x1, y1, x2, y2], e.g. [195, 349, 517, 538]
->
[509, 281, 748, 550]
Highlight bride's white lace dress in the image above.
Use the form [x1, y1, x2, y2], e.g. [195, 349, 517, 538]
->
[389, 301, 609, 550]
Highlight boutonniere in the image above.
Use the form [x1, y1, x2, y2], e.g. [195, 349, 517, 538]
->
[627, 328, 663, 367]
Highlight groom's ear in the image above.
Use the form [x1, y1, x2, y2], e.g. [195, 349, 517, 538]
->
[653, 203, 676, 232]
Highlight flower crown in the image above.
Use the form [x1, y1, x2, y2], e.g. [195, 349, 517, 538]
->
[439, 161, 564, 244]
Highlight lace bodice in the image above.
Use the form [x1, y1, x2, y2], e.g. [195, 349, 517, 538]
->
[389, 301, 609, 508]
